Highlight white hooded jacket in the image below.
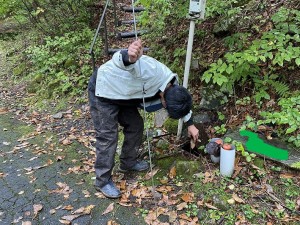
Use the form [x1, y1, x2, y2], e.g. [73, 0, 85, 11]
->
[95, 51, 192, 123]
[95, 51, 176, 99]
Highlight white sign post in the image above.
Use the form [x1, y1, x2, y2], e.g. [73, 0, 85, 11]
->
[177, 0, 206, 140]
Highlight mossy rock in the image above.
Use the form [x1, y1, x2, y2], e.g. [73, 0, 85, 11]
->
[163, 118, 178, 134]
[212, 194, 231, 211]
[13, 62, 26, 76]
[174, 160, 204, 179]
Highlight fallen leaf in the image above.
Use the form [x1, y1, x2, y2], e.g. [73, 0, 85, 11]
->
[156, 186, 173, 193]
[176, 202, 187, 210]
[232, 193, 245, 203]
[62, 205, 73, 211]
[228, 184, 235, 190]
[118, 202, 132, 207]
[49, 209, 56, 214]
[82, 190, 91, 198]
[144, 168, 159, 180]
[205, 203, 218, 210]
[280, 173, 294, 179]
[169, 166, 176, 179]
[33, 204, 43, 218]
[179, 213, 193, 222]
[13, 216, 23, 223]
[119, 180, 126, 190]
[59, 219, 71, 224]
[102, 203, 114, 215]
[227, 198, 235, 204]
[82, 205, 95, 214]
[167, 210, 177, 223]
[18, 191, 25, 195]
[181, 193, 194, 203]
[0, 108, 9, 114]
[107, 220, 120, 225]
[203, 171, 214, 183]
[0, 172, 7, 178]
[61, 214, 79, 221]
[62, 138, 72, 145]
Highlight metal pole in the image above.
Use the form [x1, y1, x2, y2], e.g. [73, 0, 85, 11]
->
[176, 19, 196, 140]
[89, 0, 110, 55]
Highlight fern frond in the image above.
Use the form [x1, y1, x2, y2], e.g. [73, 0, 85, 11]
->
[267, 80, 290, 97]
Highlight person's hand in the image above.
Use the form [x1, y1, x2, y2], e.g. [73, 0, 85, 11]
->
[188, 124, 199, 142]
[159, 92, 167, 108]
[128, 39, 143, 63]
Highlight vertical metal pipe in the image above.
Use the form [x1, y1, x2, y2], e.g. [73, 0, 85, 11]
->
[113, 0, 118, 30]
[177, 20, 196, 140]
[103, 15, 109, 56]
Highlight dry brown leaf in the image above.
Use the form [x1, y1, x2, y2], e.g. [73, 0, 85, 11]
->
[73, 207, 85, 214]
[33, 204, 43, 218]
[176, 202, 187, 210]
[107, 220, 120, 225]
[167, 210, 177, 223]
[118, 202, 132, 207]
[296, 197, 300, 209]
[232, 193, 245, 204]
[82, 205, 95, 214]
[205, 203, 218, 210]
[232, 166, 243, 178]
[144, 210, 158, 225]
[60, 215, 79, 221]
[169, 166, 176, 179]
[102, 203, 114, 215]
[119, 180, 126, 190]
[181, 193, 194, 203]
[203, 171, 214, 183]
[0, 108, 9, 114]
[179, 213, 193, 222]
[156, 185, 173, 193]
[62, 138, 72, 145]
[144, 168, 159, 180]
[62, 205, 73, 211]
[82, 190, 91, 198]
[280, 173, 295, 179]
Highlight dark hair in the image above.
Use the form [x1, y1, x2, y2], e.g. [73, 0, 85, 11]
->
[165, 85, 192, 119]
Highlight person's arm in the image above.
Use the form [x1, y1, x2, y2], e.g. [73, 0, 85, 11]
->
[183, 112, 199, 142]
[111, 39, 143, 69]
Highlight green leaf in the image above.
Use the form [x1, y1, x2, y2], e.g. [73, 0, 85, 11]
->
[286, 126, 297, 134]
[226, 64, 234, 74]
[296, 58, 300, 66]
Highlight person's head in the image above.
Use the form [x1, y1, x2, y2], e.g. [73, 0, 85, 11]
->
[164, 85, 192, 119]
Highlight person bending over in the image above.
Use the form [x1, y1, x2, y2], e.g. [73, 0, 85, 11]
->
[88, 39, 199, 198]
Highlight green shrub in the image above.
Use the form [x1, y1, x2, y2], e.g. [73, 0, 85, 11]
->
[25, 28, 102, 99]
[202, 8, 300, 103]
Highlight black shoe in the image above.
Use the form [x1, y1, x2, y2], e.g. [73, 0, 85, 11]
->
[118, 160, 150, 173]
[95, 181, 121, 199]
